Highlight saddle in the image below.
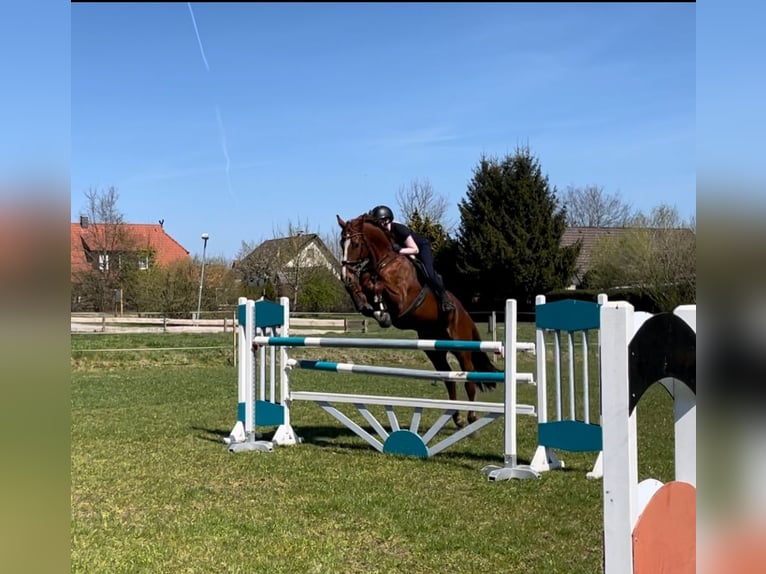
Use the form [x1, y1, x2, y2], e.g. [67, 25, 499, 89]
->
[408, 257, 448, 294]
[399, 256, 451, 316]
[409, 257, 430, 287]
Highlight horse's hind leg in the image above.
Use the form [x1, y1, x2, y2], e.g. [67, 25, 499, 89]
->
[463, 381, 478, 424]
[455, 351, 478, 424]
[424, 350, 466, 428]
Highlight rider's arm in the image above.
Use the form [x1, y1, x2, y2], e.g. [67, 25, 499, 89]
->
[398, 234, 419, 257]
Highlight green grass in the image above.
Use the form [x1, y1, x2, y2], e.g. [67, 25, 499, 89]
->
[71, 327, 676, 573]
[71, 332, 236, 370]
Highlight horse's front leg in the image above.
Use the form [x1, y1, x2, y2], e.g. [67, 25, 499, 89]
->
[343, 276, 375, 317]
[366, 280, 392, 328]
[371, 296, 392, 328]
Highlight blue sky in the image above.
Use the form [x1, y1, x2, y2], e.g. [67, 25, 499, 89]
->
[1, 3, 69, 182]
[70, 2, 695, 260]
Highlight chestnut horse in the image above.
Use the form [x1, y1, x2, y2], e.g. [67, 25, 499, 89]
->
[336, 213, 499, 428]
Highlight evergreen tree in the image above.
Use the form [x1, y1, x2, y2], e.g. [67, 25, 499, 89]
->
[407, 209, 449, 255]
[454, 147, 579, 308]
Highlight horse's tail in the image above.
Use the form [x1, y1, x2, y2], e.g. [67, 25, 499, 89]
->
[468, 318, 500, 391]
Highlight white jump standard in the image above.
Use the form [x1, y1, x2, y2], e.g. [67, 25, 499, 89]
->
[600, 301, 696, 573]
[529, 294, 607, 478]
[226, 296, 540, 480]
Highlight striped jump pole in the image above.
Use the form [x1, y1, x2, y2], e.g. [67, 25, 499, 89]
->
[256, 336, 534, 356]
[287, 359, 506, 382]
[255, 336, 504, 352]
[286, 359, 534, 384]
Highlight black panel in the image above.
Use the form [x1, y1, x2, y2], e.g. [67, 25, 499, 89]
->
[628, 313, 696, 413]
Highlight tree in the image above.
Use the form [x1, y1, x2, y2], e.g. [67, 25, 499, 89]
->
[199, 255, 241, 311]
[72, 186, 142, 312]
[561, 184, 634, 227]
[394, 178, 453, 264]
[408, 209, 450, 254]
[396, 178, 450, 231]
[320, 226, 343, 265]
[129, 259, 198, 316]
[584, 203, 696, 311]
[131, 254, 241, 316]
[235, 220, 309, 304]
[296, 266, 352, 312]
[453, 147, 580, 308]
[236, 219, 346, 311]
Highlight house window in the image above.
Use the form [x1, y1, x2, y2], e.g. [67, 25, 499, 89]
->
[98, 254, 110, 271]
[138, 256, 149, 271]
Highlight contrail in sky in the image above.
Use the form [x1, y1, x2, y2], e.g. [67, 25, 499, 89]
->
[215, 104, 236, 201]
[186, 3, 238, 203]
[187, 3, 210, 71]
[215, 105, 231, 172]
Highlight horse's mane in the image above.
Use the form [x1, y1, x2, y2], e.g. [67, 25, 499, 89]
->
[356, 214, 397, 250]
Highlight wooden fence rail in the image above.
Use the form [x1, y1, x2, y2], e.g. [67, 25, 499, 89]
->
[71, 316, 237, 334]
[71, 314, 368, 335]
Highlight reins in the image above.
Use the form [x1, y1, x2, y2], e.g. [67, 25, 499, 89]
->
[342, 222, 398, 277]
[339, 214, 435, 322]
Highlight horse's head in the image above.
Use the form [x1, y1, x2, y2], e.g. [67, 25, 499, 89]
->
[336, 213, 395, 279]
[336, 214, 369, 284]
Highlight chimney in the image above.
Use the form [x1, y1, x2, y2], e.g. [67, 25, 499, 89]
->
[80, 215, 89, 229]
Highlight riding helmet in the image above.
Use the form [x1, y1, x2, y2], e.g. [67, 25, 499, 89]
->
[370, 205, 394, 221]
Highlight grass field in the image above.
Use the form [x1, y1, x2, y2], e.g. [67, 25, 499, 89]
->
[71, 326, 676, 573]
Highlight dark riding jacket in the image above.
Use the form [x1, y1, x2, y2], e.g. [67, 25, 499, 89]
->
[389, 222, 446, 293]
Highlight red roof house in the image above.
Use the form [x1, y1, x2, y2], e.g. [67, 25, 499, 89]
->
[71, 216, 190, 281]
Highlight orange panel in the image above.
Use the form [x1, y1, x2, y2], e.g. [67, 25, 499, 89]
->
[706, 520, 766, 574]
[633, 481, 696, 574]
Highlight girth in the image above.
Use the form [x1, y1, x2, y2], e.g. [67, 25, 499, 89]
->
[396, 256, 432, 318]
[398, 283, 431, 318]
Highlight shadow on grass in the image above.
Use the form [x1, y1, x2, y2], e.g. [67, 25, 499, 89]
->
[290, 423, 525, 468]
[191, 423, 533, 469]
[192, 426, 236, 444]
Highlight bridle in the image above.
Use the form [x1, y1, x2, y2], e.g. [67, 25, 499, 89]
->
[341, 222, 397, 283]
[341, 229, 367, 266]
[340, 216, 425, 320]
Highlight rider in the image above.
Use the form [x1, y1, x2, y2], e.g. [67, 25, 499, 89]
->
[368, 205, 456, 313]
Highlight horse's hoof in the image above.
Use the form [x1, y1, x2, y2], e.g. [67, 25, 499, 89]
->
[453, 415, 466, 429]
[361, 307, 375, 318]
[374, 311, 392, 328]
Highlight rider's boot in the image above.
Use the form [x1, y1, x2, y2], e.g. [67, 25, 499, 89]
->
[433, 284, 456, 313]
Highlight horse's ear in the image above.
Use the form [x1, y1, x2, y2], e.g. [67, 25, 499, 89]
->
[336, 214, 346, 227]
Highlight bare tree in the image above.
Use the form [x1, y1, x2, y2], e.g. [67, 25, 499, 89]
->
[630, 203, 693, 229]
[586, 203, 696, 310]
[562, 184, 634, 227]
[235, 218, 342, 309]
[72, 186, 140, 311]
[396, 178, 450, 229]
[270, 217, 311, 241]
[320, 226, 342, 263]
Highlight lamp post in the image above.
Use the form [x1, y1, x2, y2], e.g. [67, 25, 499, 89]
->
[195, 233, 209, 325]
